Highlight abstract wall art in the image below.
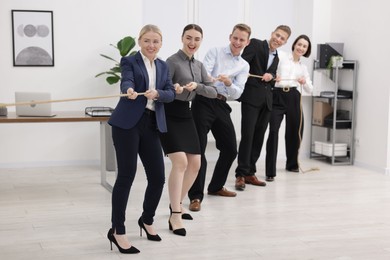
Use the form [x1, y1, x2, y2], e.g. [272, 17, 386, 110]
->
[11, 10, 54, 67]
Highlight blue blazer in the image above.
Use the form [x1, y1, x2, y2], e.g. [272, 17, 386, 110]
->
[108, 51, 175, 132]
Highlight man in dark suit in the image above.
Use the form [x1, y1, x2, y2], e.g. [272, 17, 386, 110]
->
[235, 25, 291, 191]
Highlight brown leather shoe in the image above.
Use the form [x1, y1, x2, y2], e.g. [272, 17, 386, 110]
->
[235, 177, 246, 191]
[244, 175, 266, 186]
[189, 199, 201, 212]
[208, 187, 237, 197]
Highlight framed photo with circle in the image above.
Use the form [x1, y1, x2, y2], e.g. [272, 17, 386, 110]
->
[11, 10, 54, 67]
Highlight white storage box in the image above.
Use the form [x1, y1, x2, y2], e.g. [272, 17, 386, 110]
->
[314, 141, 323, 154]
[314, 141, 347, 157]
[322, 142, 347, 156]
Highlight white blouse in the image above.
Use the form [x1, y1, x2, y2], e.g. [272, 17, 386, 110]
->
[275, 51, 313, 95]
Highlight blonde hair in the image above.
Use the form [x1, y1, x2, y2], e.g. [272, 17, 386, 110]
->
[138, 24, 163, 41]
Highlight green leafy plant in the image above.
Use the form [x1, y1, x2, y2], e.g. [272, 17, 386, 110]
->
[327, 55, 343, 70]
[95, 36, 137, 85]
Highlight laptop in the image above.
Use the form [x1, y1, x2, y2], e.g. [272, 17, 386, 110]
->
[15, 92, 56, 117]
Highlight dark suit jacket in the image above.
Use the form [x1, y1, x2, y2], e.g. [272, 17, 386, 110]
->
[109, 51, 175, 132]
[239, 38, 279, 110]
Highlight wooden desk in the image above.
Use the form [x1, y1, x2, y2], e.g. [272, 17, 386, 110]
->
[1, 111, 108, 123]
[0, 111, 114, 192]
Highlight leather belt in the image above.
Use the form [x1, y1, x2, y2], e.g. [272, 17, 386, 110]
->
[274, 86, 297, 92]
[216, 94, 227, 102]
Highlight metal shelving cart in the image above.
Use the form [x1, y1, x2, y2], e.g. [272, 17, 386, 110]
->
[310, 60, 358, 165]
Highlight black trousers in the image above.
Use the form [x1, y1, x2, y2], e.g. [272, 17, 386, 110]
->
[189, 96, 237, 201]
[111, 113, 165, 234]
[236, 101, 271, 177]
[266, 88, 303, 177]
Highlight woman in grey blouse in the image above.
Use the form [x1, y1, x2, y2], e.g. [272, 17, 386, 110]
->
[160, 24, 217, 236]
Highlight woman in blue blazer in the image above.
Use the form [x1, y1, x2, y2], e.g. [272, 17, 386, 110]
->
[107, 24, 175, 254]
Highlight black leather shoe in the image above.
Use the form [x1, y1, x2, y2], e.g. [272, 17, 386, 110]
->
[266, 176, 274, 182]
[286, 168, 299, 172]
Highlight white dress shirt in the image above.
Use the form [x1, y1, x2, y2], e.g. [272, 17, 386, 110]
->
[203, 45, 249, 100]
[140, 52, 157, 111]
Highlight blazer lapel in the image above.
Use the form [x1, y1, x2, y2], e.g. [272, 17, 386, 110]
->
[135, 52, 149, 91]
[262, 41, 269, 72]
[155, 59, 162, 90]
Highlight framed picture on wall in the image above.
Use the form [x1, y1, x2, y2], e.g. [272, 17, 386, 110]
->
[11, 10, 54, 67]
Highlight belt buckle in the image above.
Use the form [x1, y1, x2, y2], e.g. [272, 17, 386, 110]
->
[282, 86, 290, 92]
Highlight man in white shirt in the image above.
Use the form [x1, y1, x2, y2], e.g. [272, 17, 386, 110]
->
[188, 24, 251, 212]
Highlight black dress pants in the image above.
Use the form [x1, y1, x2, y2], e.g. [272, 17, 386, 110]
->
[111, 113, 165, 234]
[236, 101, 271, 177]
[188, 96, 237, 201]
[266, 88, 303, 177]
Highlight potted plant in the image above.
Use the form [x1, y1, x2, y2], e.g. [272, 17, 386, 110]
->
[326, 55, 344, 79]
[327, 55, 343, 69]
[95, 36, 137, 84]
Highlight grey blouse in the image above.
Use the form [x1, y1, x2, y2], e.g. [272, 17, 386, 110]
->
[166, 49, 217, 101]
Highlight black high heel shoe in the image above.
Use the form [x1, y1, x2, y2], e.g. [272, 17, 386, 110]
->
[138, 217, 162, 241]
[169, 212, 186, 236]
[170, 204, 193, 220]
[180, 202, 193, 220]
[107, 228, 140, 254]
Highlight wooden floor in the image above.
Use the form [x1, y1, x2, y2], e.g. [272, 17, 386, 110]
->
[1, 154, 390, 260]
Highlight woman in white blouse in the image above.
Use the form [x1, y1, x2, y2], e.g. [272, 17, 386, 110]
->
[265, 34, 313, 181]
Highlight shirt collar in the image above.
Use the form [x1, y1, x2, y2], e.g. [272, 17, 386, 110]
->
[178, 49, 195, 62]
[288, 52, 301, 63]
[266, 40, 277, 56]
[223, 45, 240, 61]
[140, 51, 157, 63]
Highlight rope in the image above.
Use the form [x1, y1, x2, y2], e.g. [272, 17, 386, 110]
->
[248, 73, 296, 81]
[1, 74, 289, 107]
[297, 84, 320, 173]
[0, 92, 146, 107]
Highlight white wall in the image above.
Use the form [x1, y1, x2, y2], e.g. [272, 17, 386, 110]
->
[310, 0, 390, 173]
[327, 0, 390, 172]
[0, 0, 143, 167]
[1, 0, 389, 174]
[388, 88, 390, 174]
